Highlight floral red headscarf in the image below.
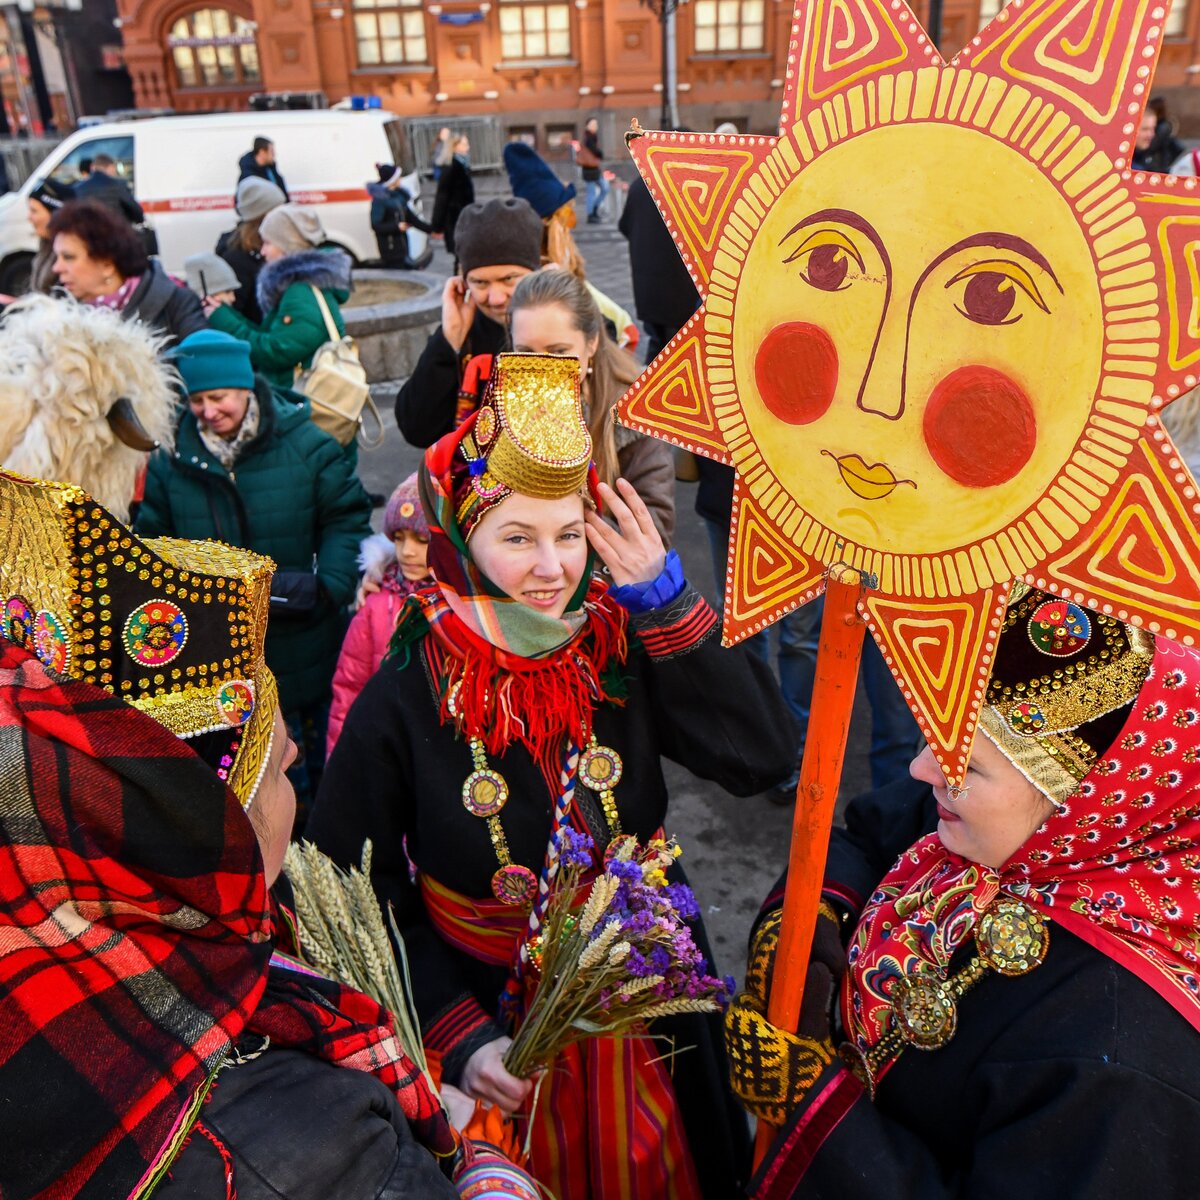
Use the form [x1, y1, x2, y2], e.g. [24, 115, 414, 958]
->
[843, 636, 1200, 1070]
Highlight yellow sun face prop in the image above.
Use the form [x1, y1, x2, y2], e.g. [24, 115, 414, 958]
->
[619, 0, 1200, 787]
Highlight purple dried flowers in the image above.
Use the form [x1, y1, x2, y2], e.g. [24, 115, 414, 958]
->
[555, 828, 595, 870]
[504, 835, 730, 1080]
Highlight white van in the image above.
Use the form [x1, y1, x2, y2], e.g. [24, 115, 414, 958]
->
[0, 109, 430, 291]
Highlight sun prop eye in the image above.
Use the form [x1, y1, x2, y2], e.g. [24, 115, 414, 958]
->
[945, 258, 1051, 326]
[783, 227, 866, 292]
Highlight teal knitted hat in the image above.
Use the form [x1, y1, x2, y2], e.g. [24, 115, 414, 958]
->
[175, 330, 255, 395]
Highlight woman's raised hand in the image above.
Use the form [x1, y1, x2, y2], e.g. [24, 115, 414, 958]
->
[460, 1036, 532, 1115]
[585, 478, 667, 587]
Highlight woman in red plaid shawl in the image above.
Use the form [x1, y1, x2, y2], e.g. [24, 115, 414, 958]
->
[0, 473, 505, 1200]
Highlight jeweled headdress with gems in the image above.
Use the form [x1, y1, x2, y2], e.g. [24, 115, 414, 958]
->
[456, 353, 592, 538]
[980, 582, 1155, 807]
[0, 470, 277, 807]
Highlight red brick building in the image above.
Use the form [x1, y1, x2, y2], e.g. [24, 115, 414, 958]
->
[114, 0, 1200, 146]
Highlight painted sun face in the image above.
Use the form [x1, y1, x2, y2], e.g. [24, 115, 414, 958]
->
[733, 122, 1104, 556]
[619, 0, 1200, 787]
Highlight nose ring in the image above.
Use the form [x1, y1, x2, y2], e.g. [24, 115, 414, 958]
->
[946, 784, 971, 803]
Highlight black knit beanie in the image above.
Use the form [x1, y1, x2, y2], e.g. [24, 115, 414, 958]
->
[453, 197, 544, 274]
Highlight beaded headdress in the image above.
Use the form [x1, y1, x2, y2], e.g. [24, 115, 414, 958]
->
[979, 582, 1156, 806]
[0, 470, 277, 808]
[455, 353, 592, 539]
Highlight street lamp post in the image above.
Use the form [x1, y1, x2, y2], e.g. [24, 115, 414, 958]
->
[642, 0, 687, 129]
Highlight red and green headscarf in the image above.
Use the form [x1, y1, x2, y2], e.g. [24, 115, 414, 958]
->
[392, 353, 629, 793]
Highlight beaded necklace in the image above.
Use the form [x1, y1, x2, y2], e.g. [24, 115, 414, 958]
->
[451, 680, 624, 907]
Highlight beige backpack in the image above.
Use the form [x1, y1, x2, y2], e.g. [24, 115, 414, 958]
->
[294, 284, 384, 449]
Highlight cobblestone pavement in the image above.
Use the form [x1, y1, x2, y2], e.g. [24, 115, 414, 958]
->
[359, 202, 878, 978]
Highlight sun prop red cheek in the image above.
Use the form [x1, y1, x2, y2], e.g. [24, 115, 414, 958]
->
[754, 322, 839, 425]
[923, 364, 1036, 488]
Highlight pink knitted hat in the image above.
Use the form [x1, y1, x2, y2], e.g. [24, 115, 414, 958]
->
[383, 473, 429, 540]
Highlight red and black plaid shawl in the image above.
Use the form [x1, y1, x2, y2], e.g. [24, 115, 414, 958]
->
[0, 639, 272, 1200]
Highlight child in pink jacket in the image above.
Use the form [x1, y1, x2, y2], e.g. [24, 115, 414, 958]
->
[326, 475, 431, 753]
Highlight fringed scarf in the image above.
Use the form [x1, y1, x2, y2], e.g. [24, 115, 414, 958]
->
[400, 580, 626, 793]
[391, 407, 628, 793]
[843, 638, 1200, 1080]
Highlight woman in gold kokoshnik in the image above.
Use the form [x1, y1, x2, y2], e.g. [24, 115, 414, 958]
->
[727, 585, 1200, 1198]
[308, 352, 795, 1199]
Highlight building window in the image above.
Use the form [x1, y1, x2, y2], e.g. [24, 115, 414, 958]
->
[499, 1, 572, 61]
[168, 8, 260, 88]
[693, 0, 764, 54]
[977, 0, 1010, 30]
[1167, 0, 1188, 36]
[353, 0, 428, 66]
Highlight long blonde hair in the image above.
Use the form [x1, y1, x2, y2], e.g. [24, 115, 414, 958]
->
[435, 133, 458, 168]
[508, 269, 640, 489]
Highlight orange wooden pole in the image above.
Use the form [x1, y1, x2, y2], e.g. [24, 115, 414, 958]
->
[752, 564, 867, 1167]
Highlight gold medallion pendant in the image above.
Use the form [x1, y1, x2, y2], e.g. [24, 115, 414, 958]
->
[890, 973, 958, 1050]
[579, 736, 624, 836]
[492, 863, 537, 907]
[463, 767, 509, 818]
[975, 899, 1050, 976]
[579, 743, 623, 790]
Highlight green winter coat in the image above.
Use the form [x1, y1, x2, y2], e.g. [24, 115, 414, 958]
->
[207, 248, 351, 392]
[136, 380, 371, 712]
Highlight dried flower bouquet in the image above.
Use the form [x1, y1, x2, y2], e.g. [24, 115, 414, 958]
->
[503, 831, 733, 1079]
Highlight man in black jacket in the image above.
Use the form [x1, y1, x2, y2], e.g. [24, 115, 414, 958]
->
[74, 154, 144, 225]
[237, 137, 289, 199]
[618, 173, 699, 363]
[393, 197, 543, 446]
[369, 163, 434, 269]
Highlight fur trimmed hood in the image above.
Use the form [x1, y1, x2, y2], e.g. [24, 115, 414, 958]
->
[256, 249, 352, 317]
[357, 531, 397, 585]
[0, 294, 176, 522]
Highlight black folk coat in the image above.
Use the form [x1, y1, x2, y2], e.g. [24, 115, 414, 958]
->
[752, 777, 1200, 1199]
[156, 1043, 459, 1200]
[308, 587, 795, 1198]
